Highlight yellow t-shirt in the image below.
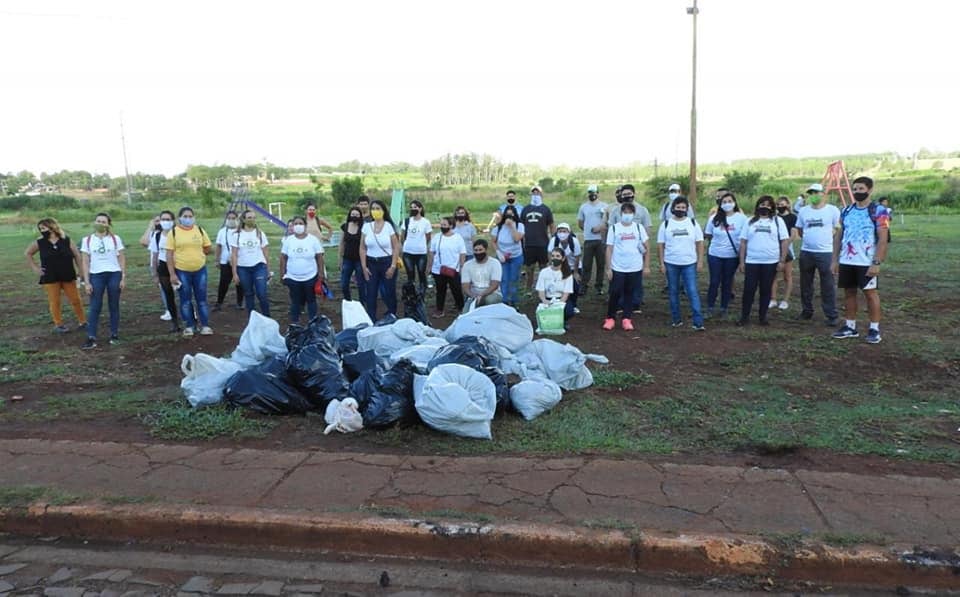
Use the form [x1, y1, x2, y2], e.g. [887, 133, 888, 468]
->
[167, 225, 212, 272]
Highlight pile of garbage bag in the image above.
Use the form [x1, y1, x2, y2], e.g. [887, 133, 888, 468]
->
[180, 302, 608, 438]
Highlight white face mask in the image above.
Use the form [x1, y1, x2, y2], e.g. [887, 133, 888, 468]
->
[721, 202, 735, 212]
[557, 232, 569, 241]
[293, 224, 306, 235]
[668, 192, 680, 201]
[160, 220, 174, 231]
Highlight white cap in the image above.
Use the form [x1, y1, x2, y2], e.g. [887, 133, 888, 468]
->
[531, 185, 543, 193]
[807, 183, 824, 192]
[557, 222, 571, 230]
[587, 184, 598, 193]
[668, 183, 681, 191]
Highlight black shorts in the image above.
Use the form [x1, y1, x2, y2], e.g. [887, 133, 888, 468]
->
[523, 246, 549, 267]
[837, 264, 877, 291]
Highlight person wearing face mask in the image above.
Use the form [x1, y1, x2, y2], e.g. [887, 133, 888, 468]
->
[577, 184, 608, 297]
[304, 203, 333, 242]
[230, 209, 271, 319]
[80, 212, 126, 349]
[25, 217, 87, 334]
[166, 206, 213, 337]
[280, 215, 325, 324]
[603, 203, 649, 331]
[401, 200, 432, 294]
[769, 197, 799, 311]
[547, 222, 581, 314]
[426, 217, 466, 316]
[339, 206, 367, 303]
[657, 197, 705, 330]
[660, 183, 696, 224]
[359, 199, 401, 320]
[521, 185, 555, 293]
[140, 214, 173, 321]
[452, 205, 476, 255]
[460, 239, 502, 310]
[737, 196, 790, 327]
[490, 205, 525, 307]
[214, 210, 243, 312]
[703, 193, 747, 318]
[795, 184, 841, 326]
[150, 211, 181, 332]
[536, 248, 576, 328]
[607, 184, 652, 308]
[832, 176, 889, 344]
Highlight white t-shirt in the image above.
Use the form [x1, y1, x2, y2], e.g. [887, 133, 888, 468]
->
[796, 204, 841, 253]
[81, 234, 124, 274]
[281, 234, 324, 281]
[546, 235, 582, 270]
[215, 227, 233, 265]
[228, 228, 269, 267]
[361, 221, 397, 258]
[742, 216, 790, 264]
[704, 212, 748, 259]
[494, 222, 525, 260]
[429, 232, 466, 275]
[656, 218, 703, 266]
[535, 267, 574, 300]
[149, 230, 169, 263]
[460, 257, 502, 294]
[577, 201, 609, 241]
[402, 216, 432, 255]
[606, 222, 648, 273]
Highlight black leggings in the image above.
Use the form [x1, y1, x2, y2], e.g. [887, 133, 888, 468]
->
[217, 263, 242, 307]
[433, 272, 464, 312]
[156, 263, 179, 325]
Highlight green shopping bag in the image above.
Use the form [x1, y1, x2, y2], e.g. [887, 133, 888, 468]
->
[535, 302, 566, 336]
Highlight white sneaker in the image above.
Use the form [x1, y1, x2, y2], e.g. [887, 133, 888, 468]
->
[768, 300, 778, 309]
[199, 326, 214, 336]
[182, 327, 194, 337]
[778, 300, 789, 310]
[573, 307, 581, 314]
[160, 311, 172, 321]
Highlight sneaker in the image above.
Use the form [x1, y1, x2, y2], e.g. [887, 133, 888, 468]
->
[596, 288, 605, 296]
[53, 325, 69, 334]
[768, 300, 778, 309]
[182, 327, 194, 337]
[81, 338, 97, 350]
[692, 323, 706, 331]
[234, 304, 244, 310]
[109, 335, 120, 345]
[621, 319, 634, 331]
[77, 322, 88, 331]
[778, 301, 789, 310]
[573, 307, 581, 314]
[865, 329, 882, 344]
[169, 325, 182, 334]
[832, 325, 859, 339]
[160, 311, 172, 321]
[199, 326, 214, 336]
[602, 318, 616, 330]
[671, 320, 684, 328]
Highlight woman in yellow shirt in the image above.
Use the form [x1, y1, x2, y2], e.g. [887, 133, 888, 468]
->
[165, 206, 213, 337]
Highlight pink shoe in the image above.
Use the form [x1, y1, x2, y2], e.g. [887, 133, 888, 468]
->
[602, 318, 615, 330]
[621, 319, 634, 331]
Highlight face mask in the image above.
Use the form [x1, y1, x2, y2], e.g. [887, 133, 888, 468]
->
[179, 217, 194, 227]
[668, 192, 680, 201]
[530, 194, 543, 206]
[293, 224, 306, 235]
[506, 197, 516, 204]
[557, 232, 570, 241]
[371, 209, 384, 221]
[473, 252, 486, 262]
[440, 226, 451, 233]
[226, 219, 238, 229]
[349, 215, 362, 223]
[721, 202, 735, 213]
[550, 258, 564, 267]
[853, 191, 869, 202]
[94, 223, 109, 233]
[620, 213, 635, 224]
[757, 207, 772, 217]
[244, 219, 257, 228]
[588, 193, 598, 201]
[40, 229, 51, 238]
[409, 208, 419, 216]
[160, 220, 174, 231]
[777, 207, 788, 214]
[456, 215, 466, 221]
[621, 195, 635, 203]
[672, 209, 687, 218]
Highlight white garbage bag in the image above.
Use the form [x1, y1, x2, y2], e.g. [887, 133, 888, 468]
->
[388, 337, 448, 369]
[514, 339, 609, 390]
[324, 397, 364, 434]
[444, 303, 534, 353]
[358, 318, 442, 358]
[415, 364, 496, 440]
[342, 299, 373, 330]
[231, 311, 287, 368]
[509, 379, 563, 420]
[180, 353, 245, 408]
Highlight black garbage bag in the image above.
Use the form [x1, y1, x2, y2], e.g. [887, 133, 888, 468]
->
[334, 324, 369, 355]
[401, 281, 429, 324]
[342, 349, 381, 382]
[284, 315, 352, 410]
[286, 316, 338, 353]
[427, 335, 509, 411]
[353, 359, 419, 428]
[223, 356, 312, 415]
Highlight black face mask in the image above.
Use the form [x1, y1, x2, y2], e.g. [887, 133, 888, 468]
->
[456, 215, 466, 221]
[506, 198, 515, 204]
[550, 258, 564, 267]
[777, 207, 788, 214]
[349, 216, 362, 223]
[440, 226, 450, 233]
[853, 191, 869, 202]
[672, 209, 687, 218]
[588, 193, 598, 201]
[757, 207, 772, 217]
[40, 230, 51, 238]
[473, 253, 487, 262]
[409, 209, 419, 216]
[621, 196, 635, 203]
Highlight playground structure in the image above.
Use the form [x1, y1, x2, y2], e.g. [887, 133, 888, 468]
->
[227, 184, 288, 233]
[820, 160, 854, 207]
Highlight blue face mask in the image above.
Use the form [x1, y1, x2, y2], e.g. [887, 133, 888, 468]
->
[530, 194, 543, 206]
[180, 217, 194, 226]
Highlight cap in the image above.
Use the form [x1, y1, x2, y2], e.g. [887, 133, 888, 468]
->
[807, 183, 824, 192]
[668, 183, 681, 191]
[557, 222, 571, 230]
[587, 184, 598, 193]
[531, 185, 543, 193]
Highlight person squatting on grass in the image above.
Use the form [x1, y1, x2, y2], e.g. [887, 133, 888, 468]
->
[214, 211, 243, 312]
[737, 196, 790, 326]
[427, 216, 467, 316]
[536, 247, 577, 328]
[546, 222, 581, 315]
[703, 192, 747, 318]
[166, 206, 213, 337]
[230, 209, 271, 319]
[658, 196, 705, 331]
[603, 202, 649, 331]
[280, 215, 325, 324]
[80, 212, 126, 349]
[460, 238, 502, 310]
[359, 199, 401, 321]
[149, 211, 181, 333]
[25, 217, 87, 334]
[832, 176, 890, 344]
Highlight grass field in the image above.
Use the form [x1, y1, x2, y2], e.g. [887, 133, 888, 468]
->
[0, 213, 958, 467]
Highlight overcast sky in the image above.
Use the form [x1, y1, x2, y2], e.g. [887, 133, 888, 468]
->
[2, 0, 958, 176]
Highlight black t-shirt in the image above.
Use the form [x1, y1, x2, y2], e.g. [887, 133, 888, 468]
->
[340, 222, 362, 261]
[520, 205, 554, 248]
[781, 213, 797, 234]
[37, 236, 78, 284]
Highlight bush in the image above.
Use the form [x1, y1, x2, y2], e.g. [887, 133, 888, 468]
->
[722, 170, 763, 196]
[933, 177, 960, 208]
[331, 176, 364, 208]
[0, 194, 79, 212]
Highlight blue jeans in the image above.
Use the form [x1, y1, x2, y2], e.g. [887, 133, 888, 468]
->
[286, 276, 317, 323]
[707, 254, 739, 311]
[340, 258, 366, 303]
[665, 263, 703, 326]
[87, 270, 121, 339]
[608, 270, 641, 319]
[176, 266, 210, 329]
[237, 262, 270, 317]
[365, 256, 397, 320]
[500, 255, 524, 306]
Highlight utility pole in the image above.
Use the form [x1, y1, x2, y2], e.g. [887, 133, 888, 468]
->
[120, 113, 134, 205]
[687, 0, 699, 207]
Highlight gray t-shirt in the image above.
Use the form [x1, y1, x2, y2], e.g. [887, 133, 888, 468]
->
[460, 257, 502, 294]
[609, 203, 653, 230]
[577, 201, 609, 241]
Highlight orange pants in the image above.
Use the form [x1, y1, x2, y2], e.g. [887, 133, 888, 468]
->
[43, 282, 86, 327]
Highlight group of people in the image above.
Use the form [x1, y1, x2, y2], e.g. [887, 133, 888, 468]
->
[26, 176, 890, 348]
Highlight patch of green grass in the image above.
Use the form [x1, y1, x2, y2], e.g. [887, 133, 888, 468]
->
[592, 368, 655, 390]
[143, 402, 276, 440]
[582, 518, 640, 533]
[360, 504, 412, 519]
[763, 531, 806, 552]
[818, 532, 888, 547]
[0, 486, 83, 508]
[15, 389, 155, 422]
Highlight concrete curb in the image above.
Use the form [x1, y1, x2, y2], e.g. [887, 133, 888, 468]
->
[2, 502, 958, 590]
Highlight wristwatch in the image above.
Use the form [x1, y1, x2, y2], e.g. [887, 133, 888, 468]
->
[871, 259, 882, 265]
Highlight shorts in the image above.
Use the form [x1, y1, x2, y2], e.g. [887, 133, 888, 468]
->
[837, 264, 877, 291]
[523, 246, 548, 267]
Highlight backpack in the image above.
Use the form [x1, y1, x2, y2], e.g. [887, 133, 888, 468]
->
[840, 202, 891, 244]
[84, 234, 119, 252]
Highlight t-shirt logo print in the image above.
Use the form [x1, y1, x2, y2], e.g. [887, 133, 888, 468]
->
[242, 239, 257, 248]
[671, 229, 690, 237]
[756, 225, 772, 234]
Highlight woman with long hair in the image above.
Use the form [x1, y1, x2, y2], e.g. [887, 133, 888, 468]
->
[453, 205, 477, 255]
[537, 247, 577, 324]
[230, 209, 271, 318]
[490, 205, 525, 306]
[427, 216, 466, 316]
[213, 210, 243, 311]
[703, 192, 747, 318]
[770, 196, 798, 311]
[80, 212, 126, 348]
[25, 217, 87, 334]
[401, 199, 431, 293]
[150, 210, 180, 332]
[738, 196, 790, 326]
[359, 199, 401, 320]
[339, 205, 367, 303]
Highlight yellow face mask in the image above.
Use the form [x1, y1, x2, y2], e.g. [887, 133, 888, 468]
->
[371, 208, 384, 221]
